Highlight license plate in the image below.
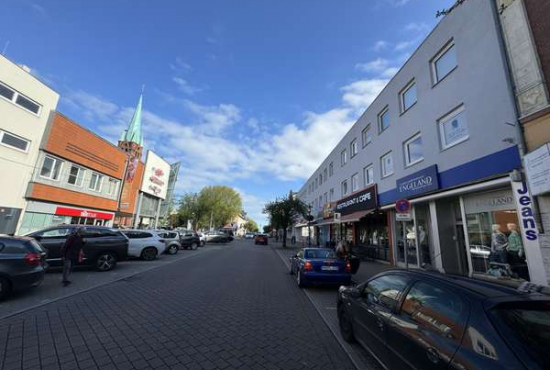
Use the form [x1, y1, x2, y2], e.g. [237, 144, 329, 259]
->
[322, 266, 339, 271]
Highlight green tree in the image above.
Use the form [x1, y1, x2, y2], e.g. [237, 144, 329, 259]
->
[176, 193, 200, 229]
[263, 192, 307, 248]
[196, 186, 242, 229]
[243, 218, 259, 232]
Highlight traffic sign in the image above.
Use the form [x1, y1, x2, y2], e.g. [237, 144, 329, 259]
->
[396, 199, 411, 213]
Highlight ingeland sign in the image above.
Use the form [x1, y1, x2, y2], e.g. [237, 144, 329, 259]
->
[396, 165, 440, 198]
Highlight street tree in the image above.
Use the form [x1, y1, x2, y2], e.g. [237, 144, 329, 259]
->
[243, 218, 259, 232]
[263, 192, 307, 248]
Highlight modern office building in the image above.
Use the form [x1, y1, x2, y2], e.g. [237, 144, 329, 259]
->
[297, 0, 548, 284]
[18, 112, 127, 234]
[0, 55, 59, 234]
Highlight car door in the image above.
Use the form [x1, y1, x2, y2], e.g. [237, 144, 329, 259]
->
[124, 231, 142, 256]
[292, 250, 304, 273]
[32, 227, 72, 262]
[350, 274, 411, 367]
[385, 281, 468, 370]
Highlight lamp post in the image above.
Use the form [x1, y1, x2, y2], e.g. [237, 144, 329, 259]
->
[307, 204, 313, 247]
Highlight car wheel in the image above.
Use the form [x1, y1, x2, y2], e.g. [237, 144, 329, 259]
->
[0, 277, 11, 300]
[296, 269, 305, 288]
[141, 247, 158, 261]
[167, 245, 178, 255]
[191, 242, 198, 250]
[200, 241, 205, 247]
[338, 306, 355, 343]
[96, 252, 117, 272]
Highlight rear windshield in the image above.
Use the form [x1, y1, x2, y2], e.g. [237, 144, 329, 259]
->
[26, 240, 45, 253]
[305, 250, 337, 259]
[490, 301, 550, 369]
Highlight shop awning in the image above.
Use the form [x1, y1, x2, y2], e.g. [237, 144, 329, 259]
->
[315, 219, 335, 226]
[340, 209, 375, 223]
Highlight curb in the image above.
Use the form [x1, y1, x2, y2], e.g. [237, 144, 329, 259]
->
[271, 246, 372, 370]
[0, 248, 213, 321]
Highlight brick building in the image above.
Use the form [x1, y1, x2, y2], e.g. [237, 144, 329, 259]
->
[18, 113, 128, 234]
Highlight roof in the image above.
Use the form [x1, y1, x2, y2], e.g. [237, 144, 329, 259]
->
[123, 94, 143, 146]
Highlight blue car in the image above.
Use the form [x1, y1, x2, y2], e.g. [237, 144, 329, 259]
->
[289, 248, 352, 288]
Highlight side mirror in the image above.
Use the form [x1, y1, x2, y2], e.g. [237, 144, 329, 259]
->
[348, 287, 361, 299]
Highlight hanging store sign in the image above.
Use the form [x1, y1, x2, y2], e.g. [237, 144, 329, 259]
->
[55, 207, 114, 220]
[335, 185, 377, 216]
[322, 202, 335, 219]
[396, 165, 439, 198]
[524, 144, 550, 196]
[140, 151, 170, 200]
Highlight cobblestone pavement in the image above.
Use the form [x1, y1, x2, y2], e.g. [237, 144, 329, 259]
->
[0, 240, 356, 370]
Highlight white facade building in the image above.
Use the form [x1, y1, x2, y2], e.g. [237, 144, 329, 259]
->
[0, 55, 59, 234]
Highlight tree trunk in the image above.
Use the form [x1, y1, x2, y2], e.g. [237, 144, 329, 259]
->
[282, 228, 287, 248]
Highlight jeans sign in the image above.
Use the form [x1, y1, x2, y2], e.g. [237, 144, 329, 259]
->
[396, 165, 439, 198]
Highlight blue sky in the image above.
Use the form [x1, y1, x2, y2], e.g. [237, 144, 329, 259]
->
[1, 0, 453, 225]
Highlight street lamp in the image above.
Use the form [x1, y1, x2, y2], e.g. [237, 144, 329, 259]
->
[306, 204, 313, 247]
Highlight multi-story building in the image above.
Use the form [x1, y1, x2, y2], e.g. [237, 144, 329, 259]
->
[18, 112, 127, 234]
[497, 0, 550, 281]
[0, 55, 59, 234]
[297, 0, 548, 284]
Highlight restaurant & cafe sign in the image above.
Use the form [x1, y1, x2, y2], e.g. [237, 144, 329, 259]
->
[336, 185, 377, 216]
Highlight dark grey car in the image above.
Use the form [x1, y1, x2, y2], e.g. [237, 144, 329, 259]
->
[0, 236, 47, 300]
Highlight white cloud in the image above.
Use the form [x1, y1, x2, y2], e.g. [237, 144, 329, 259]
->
[355, 58, 389, 73]
[372, 40, 389, 52]
[184, 100, 241, 134]
[169, 57, 192, 73]
[395, 38, 419, 51]
[405, 22, 429, 32]
[172, 77, 202, 95]
[341, 79, 389, 111]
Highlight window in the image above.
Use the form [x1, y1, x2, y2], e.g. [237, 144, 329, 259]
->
[329, 162, 334, 177]
[432, 41, 457, 84]
[350, 139, 358, 158]
[67, 165, 85, 187]
[319, 196, 322, 208]
[329, 189, 334, 202]
[362, 125, 372, 147]
[381, 152, 394, 178]
[341, 180, 348, 197]
[35, 227, 72, 238]
[351, 173, 359, 192]
[0, 81, 41, 115]
[323, 168, 327, 180]
[315, 178, 318, 189]
[378, 106, 390, 133]
[400, 80, 417, 113]
[363, 165, 374, 186]
[40, 156, 63, 180]
[341, 149, 347, 166]
[0, 131, 29, 152]
[319, 173, 323, 185]
[107, 178, 119, 196]
[401, 282, 464, 338]
[439, 105, 468, 149]
[363, 274, 410, 310]
[89, 172, 103, 192]
[324, 192, 328, 204]
[404, 133, 423, 166]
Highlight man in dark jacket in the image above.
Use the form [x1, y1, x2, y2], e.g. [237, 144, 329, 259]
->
[61, 227, 85, 286]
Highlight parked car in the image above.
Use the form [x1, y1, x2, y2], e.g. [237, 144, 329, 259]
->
[289, 248, 351, 287]
[0, 236, 47, 300]
[245, 232, 255, 239]
[204, 231, 232, 243]
[121, 230, 165, 261]
[337, 269, 550, 370]
[155, 230, 181, 255]
[197, 232, 206, 246]
[27, 226, 128, 271]
[254, 234, 268, 245]
[177, 229, 201, 250]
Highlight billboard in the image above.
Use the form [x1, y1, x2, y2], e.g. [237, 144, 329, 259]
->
[140, 151, 170, 200]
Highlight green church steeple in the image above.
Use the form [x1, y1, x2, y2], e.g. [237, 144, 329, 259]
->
[125, 93, 143, 146]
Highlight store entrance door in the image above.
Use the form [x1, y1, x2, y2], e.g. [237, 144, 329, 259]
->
[396, 220, 418, 267]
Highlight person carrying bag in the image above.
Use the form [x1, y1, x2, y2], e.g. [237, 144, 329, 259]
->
[60, 227, 86, 286]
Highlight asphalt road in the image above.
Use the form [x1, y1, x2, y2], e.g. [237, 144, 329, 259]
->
[0, 239, 357, 370]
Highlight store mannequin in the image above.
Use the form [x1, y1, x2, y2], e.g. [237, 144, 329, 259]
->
[491, 224, 508, 264]
[507, 223, 524, 259]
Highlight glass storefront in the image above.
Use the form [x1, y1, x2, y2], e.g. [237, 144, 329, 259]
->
[396, 219, 418, 266]
[19, 212, 70, 235]
[356, 212, 390, 261]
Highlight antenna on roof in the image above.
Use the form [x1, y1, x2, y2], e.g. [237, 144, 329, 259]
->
[2, 41, 9, 56]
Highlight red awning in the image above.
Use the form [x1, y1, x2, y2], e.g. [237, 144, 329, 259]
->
[55, 207, 114, 220]
[339, 209, 375, 223]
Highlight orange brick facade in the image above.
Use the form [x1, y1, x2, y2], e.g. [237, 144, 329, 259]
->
[29, 183, 119, 211]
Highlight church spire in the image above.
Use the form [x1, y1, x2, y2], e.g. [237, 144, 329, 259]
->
[125, 93, 143, 146]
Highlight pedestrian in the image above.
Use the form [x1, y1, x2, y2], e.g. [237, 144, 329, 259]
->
[61, 227, 86, 286]
[336, 240, 349, 259]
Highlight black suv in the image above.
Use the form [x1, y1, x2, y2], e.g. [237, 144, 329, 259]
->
[338, 270, 550, 370]
[27, 225, 128, 271]
[0, 236, 47, 300]
[178, 229, 201, 250]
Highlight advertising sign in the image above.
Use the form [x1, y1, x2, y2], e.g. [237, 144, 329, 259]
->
[55, 207, 114, 220]
[524, 144, 550, 196]
[140, 151, 170, 200]
[335, 185, 377, 216]
[396, 165, 439, 198]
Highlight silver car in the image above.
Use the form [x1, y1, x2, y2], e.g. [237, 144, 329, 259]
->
[121, 230, 166, 261]
[155, 230, 181, 255]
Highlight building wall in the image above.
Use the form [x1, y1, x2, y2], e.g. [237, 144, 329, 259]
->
[0, 55, 59, 233]
[523, 0, 550, 92]
[28, 183, 118, 211]
[300, 0, 519, 211]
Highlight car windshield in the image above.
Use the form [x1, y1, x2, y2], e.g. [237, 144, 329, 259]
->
[304, 249, 337, 259]
[490, 301, 550, 369]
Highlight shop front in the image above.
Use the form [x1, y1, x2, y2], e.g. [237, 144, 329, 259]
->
[18, 201, 115, 235]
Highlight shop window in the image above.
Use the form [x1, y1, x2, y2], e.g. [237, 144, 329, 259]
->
[431, 41, 457, 84]
[404, 133, 423, 167]
[351, 173, 359, 192]
[357, 213, 389, 261]
[378, 106, 390, 133]
[439, 105, 469, 150]
[381, 151, 394, 178]
[40, 156, 63, 181]
[341, 180, 348, 197]
[463, 189, 528, 280]
[0, 130, 29, 152]
[363, 164, 374, 186]
[67, 165, 85, 187]
[362, 125, 372, 147]
[351, 139, 358, 158]
[89, 172, 104, 192]
[341, 149, 348, 167]
[400, 80, 417, 113]
[396, 219, 418, 266]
